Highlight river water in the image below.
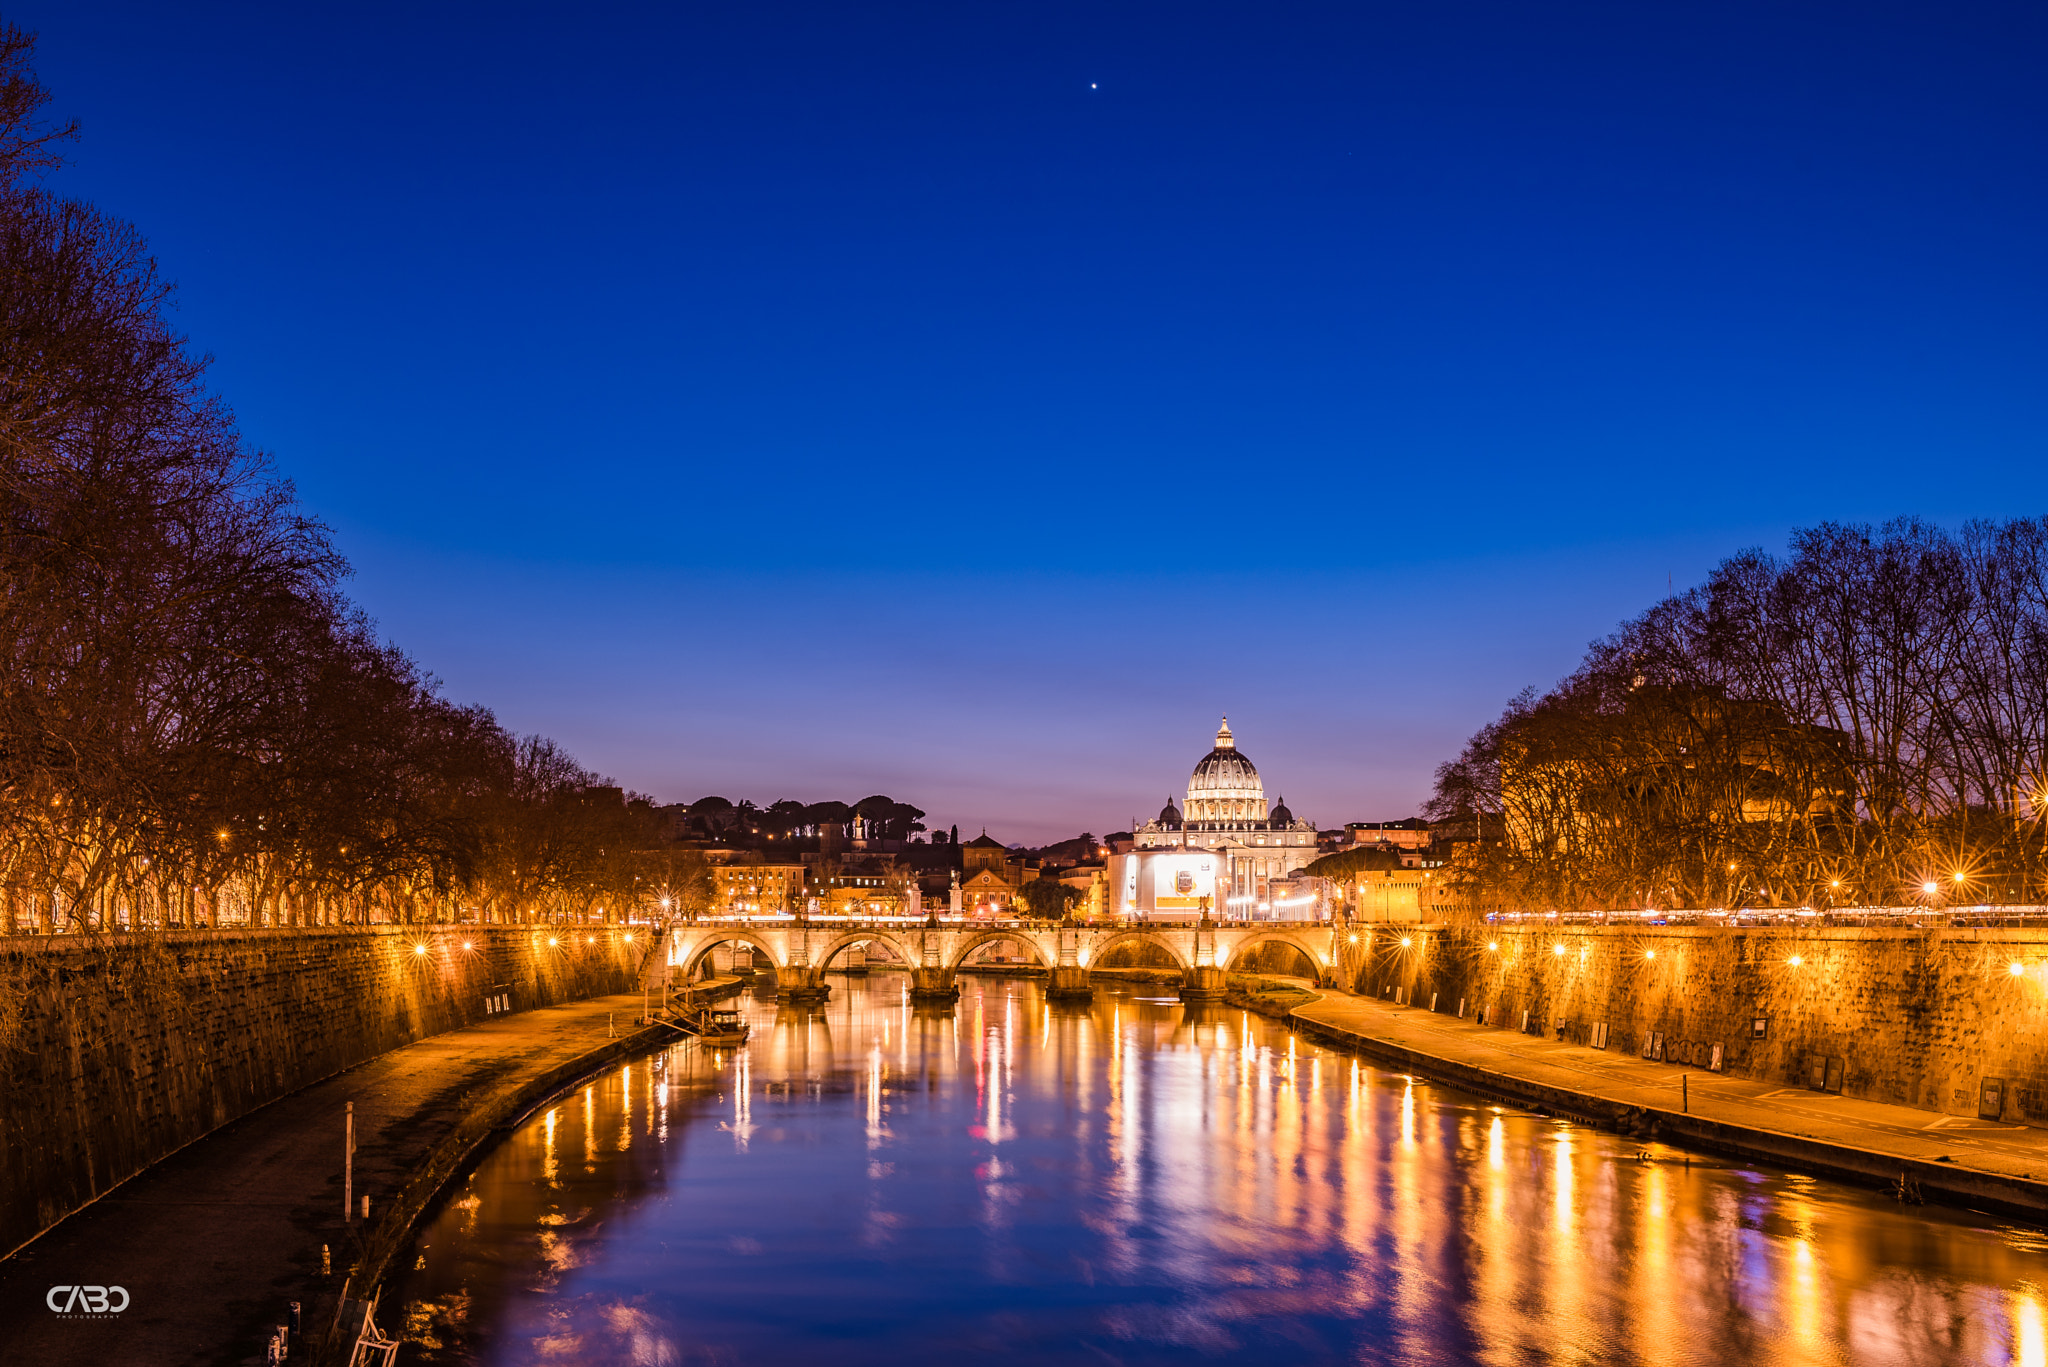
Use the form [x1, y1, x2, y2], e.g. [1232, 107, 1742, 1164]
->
[394, 975, 2048, 1366]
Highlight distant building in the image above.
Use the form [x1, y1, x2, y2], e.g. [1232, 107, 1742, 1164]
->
[1119, 718, 1321, 919]
[1056, 862, 1109, 919]
[714, 861, 806, 914]
[1347, 819, 1432, 851]
[957, 832, 1037, 915]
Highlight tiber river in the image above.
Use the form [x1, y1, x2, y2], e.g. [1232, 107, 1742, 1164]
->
[395, 974, 2048, 1366]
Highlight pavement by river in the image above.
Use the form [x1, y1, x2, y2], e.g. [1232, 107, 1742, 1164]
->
[1292, 990, 2048, 1193]
[0, 992, 655, 1367]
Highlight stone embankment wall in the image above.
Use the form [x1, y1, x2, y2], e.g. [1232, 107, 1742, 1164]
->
[0, 925, 644, 1257]
[1341, 923, 2048, 1122]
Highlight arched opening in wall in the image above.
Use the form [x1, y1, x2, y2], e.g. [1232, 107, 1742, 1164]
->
[1232, 940, 1319, 982]
[1089, 942, 1187, 971]
[957, 936, 1043, 973]
[819, 937, 908, 976]
[684, 936, 776, 985]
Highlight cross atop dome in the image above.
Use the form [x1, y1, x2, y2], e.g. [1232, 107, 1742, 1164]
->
[1215, 716, 1234, 750]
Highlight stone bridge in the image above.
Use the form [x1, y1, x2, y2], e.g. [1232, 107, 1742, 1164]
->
[655, 918, 1346, 1003]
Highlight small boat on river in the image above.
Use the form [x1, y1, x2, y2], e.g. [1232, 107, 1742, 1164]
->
[691, 1007, 750, 1046]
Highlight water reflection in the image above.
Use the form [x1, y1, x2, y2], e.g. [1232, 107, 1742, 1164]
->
[397, 975, 2048, 1365]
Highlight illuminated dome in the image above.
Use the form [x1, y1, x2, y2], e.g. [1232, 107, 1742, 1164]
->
[1186, 717, 1267, 825]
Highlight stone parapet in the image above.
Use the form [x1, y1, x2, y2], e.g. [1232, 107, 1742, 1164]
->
[0, 925, 645, 1258]
[1340, 922, 2048, 1121]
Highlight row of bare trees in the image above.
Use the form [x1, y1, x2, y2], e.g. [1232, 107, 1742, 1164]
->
[1429, 517, 2048, 910]
[0, 28, 707, 932]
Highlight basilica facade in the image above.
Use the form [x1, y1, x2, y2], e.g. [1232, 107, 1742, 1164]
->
[1117, 719, 1320, 918]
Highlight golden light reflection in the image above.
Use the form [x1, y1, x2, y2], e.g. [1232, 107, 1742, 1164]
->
[866, 1044, 886, 1148]
[2014, 1288, 2047, 1367]
[1632, 1164, 1676, 1367]
[1553, 1128, 1574, 1231]
[403, 976, 2048, 1366]
[1789, 1235, 1823, 1353]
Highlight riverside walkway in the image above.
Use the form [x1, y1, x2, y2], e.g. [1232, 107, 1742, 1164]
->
[1290, 990, 2048, 1219]
[0, 991, 669, 1367]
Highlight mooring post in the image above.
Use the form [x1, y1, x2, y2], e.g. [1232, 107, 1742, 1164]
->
[344, 1102, 353, 1221]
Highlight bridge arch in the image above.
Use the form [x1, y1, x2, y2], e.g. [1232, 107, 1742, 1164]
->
[1081, 929, 1190, 972]
[946, 929, 1053, 974]
[677, 927, 783, 979]
[1220, 929, 1328, 977]
[813, 930, 916, 973]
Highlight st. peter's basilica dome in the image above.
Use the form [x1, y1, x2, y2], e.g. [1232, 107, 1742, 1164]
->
[1185, 717, 1268, 825]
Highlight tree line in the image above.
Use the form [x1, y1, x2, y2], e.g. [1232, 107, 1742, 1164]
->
[1429, 517, 2048, 911]
[0, 29, 704, 932]
[681, 795, 928, 844]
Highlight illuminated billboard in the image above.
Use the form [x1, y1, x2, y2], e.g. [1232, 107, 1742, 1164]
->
[1149, 853, 1217, 910]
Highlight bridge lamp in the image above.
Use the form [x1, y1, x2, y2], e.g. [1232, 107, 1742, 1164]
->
[1644, 949, 1655, 960]
[1552, 944, 1565, 957]
[548, 937, 559, 947]
[1921, 881, 1940, 896]
[1486, 941, 1499, 953]
[1348, 934, 1358, 944]
[462, 941, 473, 951]
[624, 933, 634, 944]
[2010, 961, 2026, 977]
[413, 944, 427, 957]
[1787, 954, 1803, 967]
[1399, 937, 1411, 949]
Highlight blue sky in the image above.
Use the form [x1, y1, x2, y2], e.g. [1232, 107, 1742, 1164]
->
[20, 1, 2047, 841]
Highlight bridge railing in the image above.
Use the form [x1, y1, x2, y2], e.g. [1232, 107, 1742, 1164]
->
[1460, 906, 2048, 929]
[679, 914, 1338, 931]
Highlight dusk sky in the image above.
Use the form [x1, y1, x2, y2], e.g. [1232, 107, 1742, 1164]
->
[22, 1, 2047, 843]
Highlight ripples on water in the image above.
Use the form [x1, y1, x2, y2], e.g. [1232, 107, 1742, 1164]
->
[395, 976, 2048, 1365]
